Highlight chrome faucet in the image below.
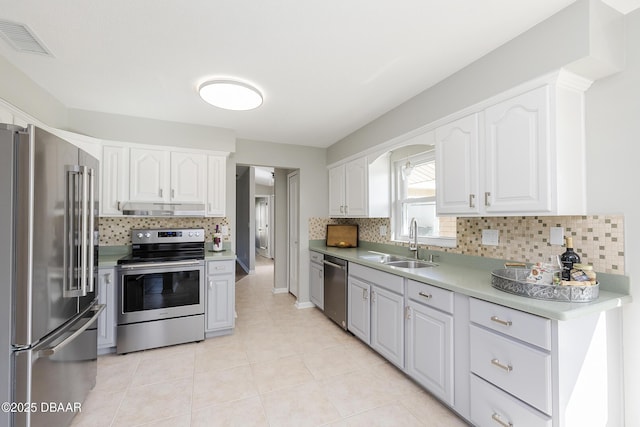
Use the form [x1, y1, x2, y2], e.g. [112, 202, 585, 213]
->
[409, 217, 418, 259]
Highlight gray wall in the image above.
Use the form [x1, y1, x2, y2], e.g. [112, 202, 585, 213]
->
[235, 166, 254, 273]
[67, 109, 236, 152]
[0, 55, 67, 127]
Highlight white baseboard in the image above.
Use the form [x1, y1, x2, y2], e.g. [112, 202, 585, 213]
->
[272, 287, 289, 294]
[295, 301, 315, 309]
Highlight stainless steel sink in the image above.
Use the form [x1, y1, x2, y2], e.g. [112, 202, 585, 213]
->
[384, 260, 438, 269]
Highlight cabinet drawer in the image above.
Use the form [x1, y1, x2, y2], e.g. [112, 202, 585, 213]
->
[350, 263, 404, 295]
[470, 325, 551, 415]
[310, 251, 323, 263]
[206, 260, 235, 275]
[407, 280, 453, 314]
[470, 298, 551, 350]
[470, 374, 551, 427]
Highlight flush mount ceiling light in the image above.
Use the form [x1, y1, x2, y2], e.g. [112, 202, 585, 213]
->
[198, 80, 263, 111]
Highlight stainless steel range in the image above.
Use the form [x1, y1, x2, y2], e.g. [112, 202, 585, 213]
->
[116, 228, 205, 354]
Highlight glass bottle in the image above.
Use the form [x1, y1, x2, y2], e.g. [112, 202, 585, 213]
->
[560, 237, 581, 281]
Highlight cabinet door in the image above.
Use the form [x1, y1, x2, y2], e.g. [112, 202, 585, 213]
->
[129, 148, 170, 202]
[171, 151, 206, 203]
[206, 261, 235, 332]
[344, 157, 368, 216]
[484, 86, 550, 213]
[97, 268, 116, 350]
[309, 261, 324, 310]
[328, 165, 345, 216]
[436, 114, 480, 215]
[206, 155, 226, 216]
[101, 145, 129, 215]
[347, 276, 370, 343]
[370, 285, 404, 368]
[406, 301, 453, 404]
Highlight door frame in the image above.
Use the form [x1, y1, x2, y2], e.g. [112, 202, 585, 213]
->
[287, 171, 300, 297]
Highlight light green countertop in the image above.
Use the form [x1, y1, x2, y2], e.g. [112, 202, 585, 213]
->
[98, 244, 236, 267]
[310, 241, 632, 321]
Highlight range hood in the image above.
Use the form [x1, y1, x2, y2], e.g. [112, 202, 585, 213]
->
[121, 202, 206, 217]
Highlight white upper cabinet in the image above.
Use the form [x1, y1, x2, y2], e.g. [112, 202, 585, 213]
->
[101, 145, 129, 215]
[129, 148, 170, 202]
[436, 71, 590, 216]
[206, 155, 226, 217]
[436, 114, 480, 215]
[170, 151, 207, 203]
[484, 86, 550, 213]
[328, 153, 390, 218]
[101, 143, 227, 216]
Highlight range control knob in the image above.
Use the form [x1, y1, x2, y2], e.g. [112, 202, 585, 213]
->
[188, 232, 193, 237]
[145, 233, 151, 238]
[195, 232, 200, 237]
[136, 233, 143, 239]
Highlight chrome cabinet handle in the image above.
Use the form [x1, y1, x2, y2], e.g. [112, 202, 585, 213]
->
[171, 189, 175, 198]
[469, 194, 475, 208]
[340, 205, 344, 213]
[105, 273, 112, 285]
[491, 412, 513, 427]
[490, 316, 512, 327]
[363, 288, 368, 300]
[208, 279, 213, 290]
[491, 358, 513, 372]
[418, 291, 432, 299]
[485, 191, 491, 207]
[159, 188, 163, 198]
[405, 306, 412, 320]
[371, 289, 376, 302]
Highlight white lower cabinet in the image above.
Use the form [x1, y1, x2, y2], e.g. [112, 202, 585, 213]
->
[309, 251, 324, 310]
[336, 258, 623, 427]
[405, 280, 454, 405]
[97, 267, 117, 351]
[348, 264, 404, 368]
[470, 374, 552, 427]
[205, 260, 235, 333]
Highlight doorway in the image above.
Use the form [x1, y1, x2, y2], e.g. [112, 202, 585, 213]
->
[235, 165, 297, 295]
[255, 195, 274, 259]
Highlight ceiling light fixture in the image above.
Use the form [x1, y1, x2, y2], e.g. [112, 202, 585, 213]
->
[198, 79, 263, 111]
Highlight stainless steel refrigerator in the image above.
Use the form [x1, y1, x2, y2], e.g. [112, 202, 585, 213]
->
[0, 123, 104, 427]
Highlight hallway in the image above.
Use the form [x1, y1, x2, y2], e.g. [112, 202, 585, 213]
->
[71, 257, 468, 426]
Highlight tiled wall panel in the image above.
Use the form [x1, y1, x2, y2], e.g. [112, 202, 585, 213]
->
[309, 215, 625, 274]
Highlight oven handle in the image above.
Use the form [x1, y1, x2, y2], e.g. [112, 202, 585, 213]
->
[119, 260, 203, 270]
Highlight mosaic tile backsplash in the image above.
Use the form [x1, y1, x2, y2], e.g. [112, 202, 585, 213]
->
[99, 217, 230, 246]
[309, 215, 625, 274]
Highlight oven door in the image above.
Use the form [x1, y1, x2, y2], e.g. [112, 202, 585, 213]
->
[117, 260, 204, 325]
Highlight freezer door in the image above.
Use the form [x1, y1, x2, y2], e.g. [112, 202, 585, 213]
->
[12, 304, 104, 427]
[13, 126, 98, 347]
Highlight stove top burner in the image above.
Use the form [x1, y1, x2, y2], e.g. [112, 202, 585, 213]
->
[118, 228, 205, 265]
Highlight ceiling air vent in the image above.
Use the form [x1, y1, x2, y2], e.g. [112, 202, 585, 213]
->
[0, 20, 52, 56]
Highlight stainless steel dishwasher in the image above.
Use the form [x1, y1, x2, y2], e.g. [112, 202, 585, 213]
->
[322, 255, 348, 330]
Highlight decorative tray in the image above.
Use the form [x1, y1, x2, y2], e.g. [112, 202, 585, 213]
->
[491, 268, 599, 302]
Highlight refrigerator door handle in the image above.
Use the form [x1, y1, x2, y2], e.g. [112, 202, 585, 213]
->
[64, 165, 84, 298]
[80, 165, 89, 296]
[38, 304, 104, 357]
[87, 167, 96, 293]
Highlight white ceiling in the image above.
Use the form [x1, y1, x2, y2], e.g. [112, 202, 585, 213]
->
[1, 0, 630, 148]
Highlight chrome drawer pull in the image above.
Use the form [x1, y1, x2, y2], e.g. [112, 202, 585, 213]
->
[491, 358, 513, 373]
[418, 291, 432, 299]
[491, 412, 513, 427]
[490, 316, 512, 327]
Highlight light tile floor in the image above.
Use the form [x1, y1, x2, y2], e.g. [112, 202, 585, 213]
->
[72, 257, 469, 426]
